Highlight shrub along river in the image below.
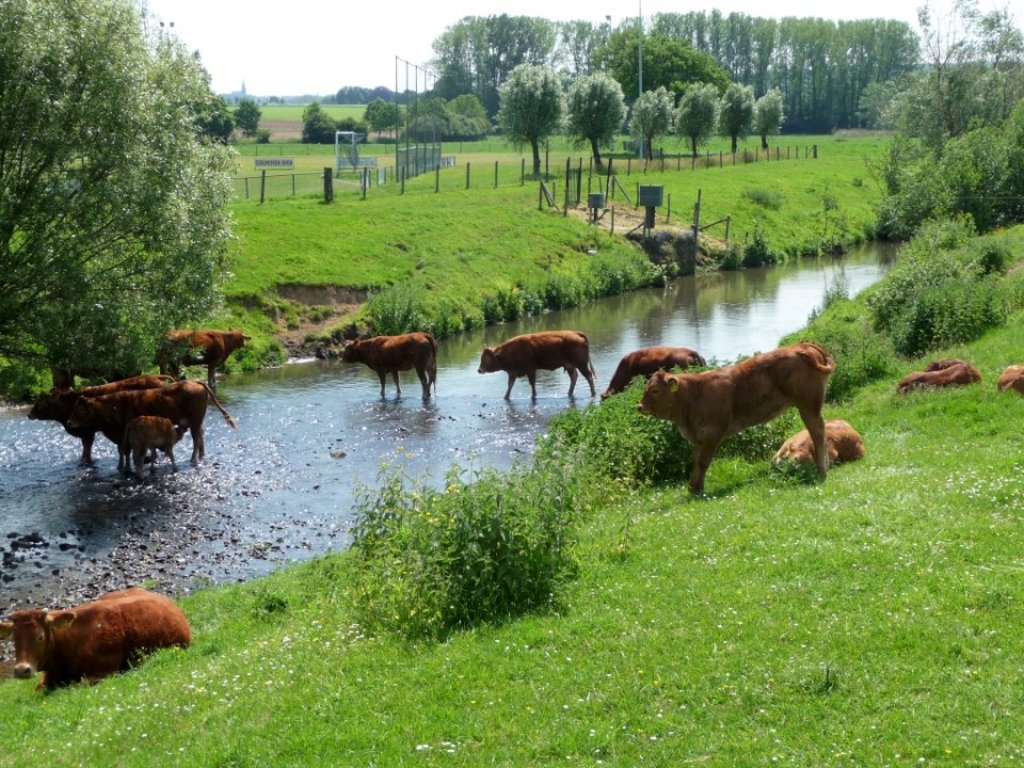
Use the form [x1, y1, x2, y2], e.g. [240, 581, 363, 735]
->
[0, 246, 894, 613]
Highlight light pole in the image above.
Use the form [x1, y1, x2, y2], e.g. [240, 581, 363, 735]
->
[637, 0, 643, 158]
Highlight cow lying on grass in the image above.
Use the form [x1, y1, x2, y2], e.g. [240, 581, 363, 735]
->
[773, 419, 865, 468]
[897, 359, 982, 393]
[0, 588, 191, 689]
[638, 341, 836, 494]
[996, 364, 1024, 396]
[478, 330, 597, 400]
[601, 346, 706, 399]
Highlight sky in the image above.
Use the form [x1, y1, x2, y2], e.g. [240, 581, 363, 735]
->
[141, 0, 934, 97]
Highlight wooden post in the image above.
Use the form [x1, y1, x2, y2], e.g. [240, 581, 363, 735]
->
[260, 170, 267, 204]
[494, 160, 499, 188]
[322, 168, 333, 203]
[521, 158, 526, 186]
[435, 164, 440, 193]
[666, 193, 672, 222]
[466, 162, 471, 190]
[725, 215, 731, 242]
[610, 207, 615, 235]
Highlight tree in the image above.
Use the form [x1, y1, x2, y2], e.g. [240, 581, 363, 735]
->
[447, 94, 491, 140]
[675, 83, 719, 156]
[629, 87, 675, 160]
[197, 94, 235, 143]
[719, 83, 754, 153]
[497, 64, 564, 176]
[564, 73, 626, 169]
[753, 88, 785, 149]
[363, 98, 402, 138]
[302, 102, 337, 144]
[0, 0, 233, 388]
[235, 97, 262, 138]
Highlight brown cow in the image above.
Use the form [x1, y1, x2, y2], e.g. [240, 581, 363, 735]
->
[773, 419, 865, 467]
[0, 587, 191, 689]
[896, 359, 982, 393]
[28, 375, 175, 463]
[601, 346, 706, 399]
[341, 332, 438, 399]
[638, 340, 836, 494]
[66, 380, 236, 466]
[157, 329, 250, 388]
[478, 330, 597, 400]
[123, 416, 186, 479]
[996, 364, 1024, 395]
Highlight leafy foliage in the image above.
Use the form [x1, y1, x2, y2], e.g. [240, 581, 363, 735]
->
[347, 459, 584, 640]
[675, 82, 720, 156]
[719, 83, 755, 153]
[629, 87, 675, 160]
[497, 64, 565, 176]
[564, 73, 626, 168]
[0, 0, 233, 381]
[868, 218, 1007, 357]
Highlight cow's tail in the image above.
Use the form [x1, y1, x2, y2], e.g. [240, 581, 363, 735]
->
[428, 333, 438, 393]
[201, 382, 238, 429]
[800, 340, 836, 374]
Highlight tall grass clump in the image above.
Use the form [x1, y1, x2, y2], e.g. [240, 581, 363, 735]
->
[366, 283, 422, 335]
[868, 217, 1007, 358]
[346, 459, 585, 641]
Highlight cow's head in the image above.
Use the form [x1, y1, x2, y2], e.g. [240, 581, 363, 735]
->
[0, 609, 77, 680]
[65, 398, 97, 430]
[637, 370, 683, 418]
[27, 390, 74, 422]
[477, 347, 497, 374]
[340, 340, 362, 363]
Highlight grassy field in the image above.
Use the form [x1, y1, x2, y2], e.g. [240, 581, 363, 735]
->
[221, 132, 889, 352]
[2, 226, 1024, 765]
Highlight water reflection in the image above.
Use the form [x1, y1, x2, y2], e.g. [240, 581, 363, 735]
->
[0, 246, 893, 606]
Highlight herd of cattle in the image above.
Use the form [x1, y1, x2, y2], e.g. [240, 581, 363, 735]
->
[5, 326, 1024, 690]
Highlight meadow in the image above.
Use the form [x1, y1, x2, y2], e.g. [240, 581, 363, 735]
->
[2, 226, 1024, 764]
[221, 131, 889, 363]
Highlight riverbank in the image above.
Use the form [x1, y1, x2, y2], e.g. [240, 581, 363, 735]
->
[3, 279, 1024, 765]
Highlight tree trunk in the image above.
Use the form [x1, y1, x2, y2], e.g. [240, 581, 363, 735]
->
[531, 139, 542, 176]
[690, 136, 698, 156]
[590, 137, 602, 170]
[731, 134, 738, 153]
[761, 133, 769, 150]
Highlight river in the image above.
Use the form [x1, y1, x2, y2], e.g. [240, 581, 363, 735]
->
[0, 246, 893, 611]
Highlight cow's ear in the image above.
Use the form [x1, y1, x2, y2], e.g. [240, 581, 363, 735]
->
[46, 611, 77, 631]
[669, 377, 679, 393]
[0, 621, 12, 638]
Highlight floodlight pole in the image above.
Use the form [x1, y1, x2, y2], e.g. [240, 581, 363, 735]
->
[637, 0, 644, 159]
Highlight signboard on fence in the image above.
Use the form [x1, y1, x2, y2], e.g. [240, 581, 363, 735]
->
[255, 158, 295, 169]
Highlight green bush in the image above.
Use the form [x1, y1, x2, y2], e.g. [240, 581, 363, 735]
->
[347, 459, 583, 640]
[367, 284, 422, 335]
[868, 218, 1007, 358]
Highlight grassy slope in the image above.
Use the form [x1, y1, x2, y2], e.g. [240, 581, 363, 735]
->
[3, 228, 1024, 765]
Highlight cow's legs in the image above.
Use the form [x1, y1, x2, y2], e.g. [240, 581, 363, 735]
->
[504, 374, 517, 400]
[416, 365, 431, 399]
[528, 372, 538, 399]
[79, 433, 96, 464]
[688, 437, 721, 494]
[207, 365, 217, 389]
[376, 372, 388, 399]
[797, 406, 829, 477]
[392, 371, 402, 398]
[190, 424, 204, 464]
[168, 448, 178, 473]
[566, 366, 579, 396]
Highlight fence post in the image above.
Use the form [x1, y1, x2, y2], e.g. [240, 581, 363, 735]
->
[435, 164, 440, 193]
[259, 170, 266, 204]
[323, 168, 333, 203]
[466, 162, 471, 190]
[494, 160, 499, 188]
[521, 158, 526, 186]
[813, 144, 818, 159]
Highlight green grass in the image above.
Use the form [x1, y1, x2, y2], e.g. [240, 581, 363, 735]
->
[4, 227, 1024, 767]
[221, 132, 889, 348]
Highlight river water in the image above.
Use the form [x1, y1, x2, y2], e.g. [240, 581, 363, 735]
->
[0, 247, 893, 610]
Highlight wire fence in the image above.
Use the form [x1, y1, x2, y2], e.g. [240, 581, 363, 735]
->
[231, 144, 819, 203]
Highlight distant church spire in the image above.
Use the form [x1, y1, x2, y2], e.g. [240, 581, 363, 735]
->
[241, 81, 247, 97]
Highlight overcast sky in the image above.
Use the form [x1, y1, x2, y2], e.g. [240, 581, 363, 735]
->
[142, 0, 943, 97]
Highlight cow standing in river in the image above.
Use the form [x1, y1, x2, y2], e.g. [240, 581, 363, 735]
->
[477, 330, 597, 400]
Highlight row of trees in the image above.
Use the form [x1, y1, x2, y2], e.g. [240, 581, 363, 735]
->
[430, 12, 920, 132]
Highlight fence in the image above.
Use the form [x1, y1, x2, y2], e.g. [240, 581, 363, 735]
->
[231, 145, 818, 203]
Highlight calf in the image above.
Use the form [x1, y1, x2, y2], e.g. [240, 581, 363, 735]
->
[477, 330, 597, 399]
[996, 364, 1024, 396]
[341, 331, 438, 399]
[897, 359, 982, 393]
[28, 375, 174, 463]
[773, 419, 865, 467]
[157, 329, 250, 388]
[66, 380, 236, 467]
[0, 587, 191, 689]
[123, 415, 186, 479]
[601, 346, 706, 399]
[638, 341, 836, 494]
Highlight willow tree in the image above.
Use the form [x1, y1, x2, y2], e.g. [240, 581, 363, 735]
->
[753, 88, 785, 149]
[719, 83, 755, 153]
[0, 0, 234, 393]
[629, 87, 676, 161]
[675, 83, 720, 156]
[497, 64, 564, 176]
[565, 73, 626, 169]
